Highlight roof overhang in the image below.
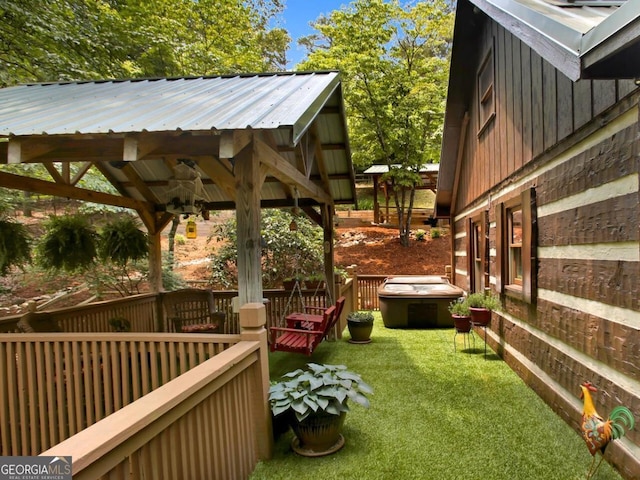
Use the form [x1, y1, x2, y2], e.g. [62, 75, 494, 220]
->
[468, 0, 640, 81]
[435, 0, 640, 218]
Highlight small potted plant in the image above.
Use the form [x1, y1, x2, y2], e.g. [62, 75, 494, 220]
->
[448, 297, 471, 333]
[347, 310, 374, 343]
[269, 363, 373, 456]
[466, 291, 501, 326]
[282, 275, 302, 290]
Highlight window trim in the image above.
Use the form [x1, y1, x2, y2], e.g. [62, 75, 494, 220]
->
[495, 188, 537, 303]
[467, 211, 489, 293]
[477, 42, 495, 136]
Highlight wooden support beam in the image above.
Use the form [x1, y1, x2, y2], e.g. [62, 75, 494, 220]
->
[71, 162, 93, 186]
[235, 140, 265, 305]
[194, 157, 236, 200]
[121, 163, 161, 204]
[255, 138, 333, 205]
[322, 204, 336, 309]
[0, 170, 152, 211]
[219, 130, 252, 159]
[147, 230, 163, 293]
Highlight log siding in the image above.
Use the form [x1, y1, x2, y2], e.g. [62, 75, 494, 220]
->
[447, 11, 640, 479]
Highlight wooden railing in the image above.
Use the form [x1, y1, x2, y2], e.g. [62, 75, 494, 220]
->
[42, 338, 265, 480]
[0, 288, 335, 335]
[0, 333, 240, 456]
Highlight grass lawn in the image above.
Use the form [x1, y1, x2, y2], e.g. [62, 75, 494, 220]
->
[250, 313, 623, 480]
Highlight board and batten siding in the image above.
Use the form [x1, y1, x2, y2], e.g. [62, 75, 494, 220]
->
[450, 14, 640, 479]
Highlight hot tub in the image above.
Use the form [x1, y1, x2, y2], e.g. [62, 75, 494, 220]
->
[378, 275, 465, 328]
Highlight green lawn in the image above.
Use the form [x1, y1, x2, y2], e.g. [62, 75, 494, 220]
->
[251, 314, 623, 480]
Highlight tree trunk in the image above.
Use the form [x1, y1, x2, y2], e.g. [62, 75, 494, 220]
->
[22, 191, 32, 217]
[167, 216, 179, 269]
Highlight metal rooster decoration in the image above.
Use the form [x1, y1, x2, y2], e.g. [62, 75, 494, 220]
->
[579, 381, 635, 479]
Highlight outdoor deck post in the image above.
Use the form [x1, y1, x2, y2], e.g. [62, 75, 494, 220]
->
[239, 302, 273, 460]
[235, 138, 265, 305]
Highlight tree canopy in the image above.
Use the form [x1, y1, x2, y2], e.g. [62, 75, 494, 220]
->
[298, 0, 453, 245]
[0, 0, 289, 86]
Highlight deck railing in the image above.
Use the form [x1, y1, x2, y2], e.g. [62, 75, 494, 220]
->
[0, 332, 240, 456]
[41, 337, 266, 480]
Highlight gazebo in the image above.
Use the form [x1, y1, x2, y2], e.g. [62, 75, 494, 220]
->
[0, 72, 356, 305]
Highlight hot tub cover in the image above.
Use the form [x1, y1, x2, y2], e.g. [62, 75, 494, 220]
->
[378, 276, 464, 298]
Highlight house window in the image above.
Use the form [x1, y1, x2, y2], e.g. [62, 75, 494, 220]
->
[468, 211, 488, 293]
[496, 188, 537, 303]
[508, 207, 523, 285]
[477, 45, 495, 134]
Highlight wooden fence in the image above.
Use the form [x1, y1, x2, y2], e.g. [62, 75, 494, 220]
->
[42, 339, 265, 480]
[0, 333, 240, 456]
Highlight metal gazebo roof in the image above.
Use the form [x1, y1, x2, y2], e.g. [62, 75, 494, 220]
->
[0, 71, 356, 225]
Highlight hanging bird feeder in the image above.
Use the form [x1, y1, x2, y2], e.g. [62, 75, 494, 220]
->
[186, 216, 197, 239]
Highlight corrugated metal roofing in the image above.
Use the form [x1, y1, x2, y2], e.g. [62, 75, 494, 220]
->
[0, 72, 340, 145]
[468, 0, 640, 80]
[0, 72, 356, 209]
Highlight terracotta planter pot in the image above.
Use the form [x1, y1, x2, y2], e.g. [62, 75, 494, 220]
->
[452, 315, 472, 333]
[470, 307, 491, 326]
[282, 280, 297, 290]
[291, 412, 346, 456]
[347, 320, 373, 343]
[305, 280, 324, 290]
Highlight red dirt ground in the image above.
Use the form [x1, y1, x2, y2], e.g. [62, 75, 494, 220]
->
[0, 219, 451, 315]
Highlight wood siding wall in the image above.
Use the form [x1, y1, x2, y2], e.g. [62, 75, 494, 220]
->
[454, 21, 638, 214]
[450, 15, 640, 480]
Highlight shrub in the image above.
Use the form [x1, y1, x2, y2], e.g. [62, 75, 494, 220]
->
[430, 228, 441, 239]
[414, 229, 426, 241]
[209, 209, 323, 288]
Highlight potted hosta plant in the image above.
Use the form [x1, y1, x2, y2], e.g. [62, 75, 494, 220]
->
[347, 310, 374, 343]
[466, 291, 501, 327]
[269, 363, 373, 457]
[448, 297, 471, 333]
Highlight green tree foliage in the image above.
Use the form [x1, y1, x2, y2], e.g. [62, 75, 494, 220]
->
[0, 0, 289, 86]
[298, 0, 453, 245]
[210, 209, 323, 289]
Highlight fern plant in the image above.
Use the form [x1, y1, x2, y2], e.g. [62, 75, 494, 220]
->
[37, 215, 97, 272]
[0, 219, 31, 276]
[98, 217, 148, 265]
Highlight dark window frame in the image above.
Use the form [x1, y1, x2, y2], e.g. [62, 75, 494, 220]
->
[495, 188, 537, 303]
[467, 210, 489, 293]
[477, 42, 495, 135]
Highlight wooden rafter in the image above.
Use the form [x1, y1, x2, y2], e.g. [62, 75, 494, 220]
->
[256, 138, 333, 206]
[0, 170, 152, 211]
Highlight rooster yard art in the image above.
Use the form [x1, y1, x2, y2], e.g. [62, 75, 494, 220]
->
[580, 381, 635, 479]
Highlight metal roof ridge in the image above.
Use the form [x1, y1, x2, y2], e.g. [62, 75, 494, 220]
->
[580, 0, 640, 55]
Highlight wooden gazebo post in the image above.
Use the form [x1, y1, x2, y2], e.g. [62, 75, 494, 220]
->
[234, 138, 265, 305]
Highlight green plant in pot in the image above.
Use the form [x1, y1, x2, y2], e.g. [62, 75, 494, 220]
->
[448, 297, 471, 333]
[305, 273, 325, 290]
[269, 363, 373, 456]
[347, 310, 374, 344]
[466, 291, 501, 327]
